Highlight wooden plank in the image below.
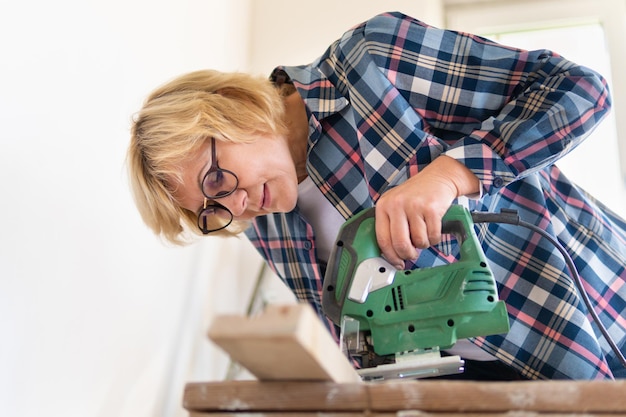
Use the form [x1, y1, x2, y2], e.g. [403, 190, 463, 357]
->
[368, 380, 626, 413]
[188, 414, 378, 417]
[184, 381, 368, 413]
[207, 303, 362, 383]
[184, 380, 626, 414]
[187, 411, 626, 416]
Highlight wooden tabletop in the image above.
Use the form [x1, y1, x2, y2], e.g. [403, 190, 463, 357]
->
[184, 379, 626, 416]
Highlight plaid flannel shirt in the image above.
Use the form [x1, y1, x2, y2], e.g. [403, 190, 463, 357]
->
[245, 12, 626, 379]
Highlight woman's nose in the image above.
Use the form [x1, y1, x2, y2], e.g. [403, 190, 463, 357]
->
[218, 189, 247, 217]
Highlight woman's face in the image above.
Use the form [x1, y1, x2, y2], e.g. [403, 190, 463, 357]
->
[174, 135, 300, 223]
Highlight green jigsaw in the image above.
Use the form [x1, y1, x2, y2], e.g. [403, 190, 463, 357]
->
[322, 205, 510, 381]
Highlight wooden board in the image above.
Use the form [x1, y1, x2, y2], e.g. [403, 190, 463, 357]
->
[184, 379, 626, 416]
[207, 303, 362, 383]
[368, 379, 626, 413]
[185, 381, 367, 413]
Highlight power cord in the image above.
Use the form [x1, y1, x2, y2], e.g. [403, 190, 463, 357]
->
[470, 209, 626, 370]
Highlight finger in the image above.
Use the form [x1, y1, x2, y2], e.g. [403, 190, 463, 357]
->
[408, 214, 429, 249]
[423, 210, 443, 246]
[375, 208, 404, 269]
[389, 212, 419, 261]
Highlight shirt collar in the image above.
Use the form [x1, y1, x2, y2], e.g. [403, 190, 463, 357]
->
[275, 65, 349, 121]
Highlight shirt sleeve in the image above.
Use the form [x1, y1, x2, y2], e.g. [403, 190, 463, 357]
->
[362, 12, 612, 196]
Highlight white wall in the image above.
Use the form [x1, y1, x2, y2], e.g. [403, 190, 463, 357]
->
[0, 1, 258, 416]
[248, 0, 444, 75]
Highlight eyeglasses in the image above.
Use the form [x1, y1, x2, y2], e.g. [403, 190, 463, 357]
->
[197, 138, 239, 234]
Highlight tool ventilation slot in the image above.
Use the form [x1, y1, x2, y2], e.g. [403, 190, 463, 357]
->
[463, 271, 497, 296]
[391, 286, 405, 311]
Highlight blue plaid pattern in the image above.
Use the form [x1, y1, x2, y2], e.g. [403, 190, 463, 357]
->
[245, 12, 625, 379]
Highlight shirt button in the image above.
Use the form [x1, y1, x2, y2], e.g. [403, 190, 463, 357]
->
[303, 241, 312, 250]
[493, 177, 504, 188]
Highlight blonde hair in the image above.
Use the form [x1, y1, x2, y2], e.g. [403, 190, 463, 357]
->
[127, 69, 288, 245]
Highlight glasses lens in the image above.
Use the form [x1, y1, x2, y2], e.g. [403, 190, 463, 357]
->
[202, 169, 238, 199]
[198, 204, 233, 234]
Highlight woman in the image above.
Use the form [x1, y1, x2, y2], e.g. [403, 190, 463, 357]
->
[128, 12, 626, 380]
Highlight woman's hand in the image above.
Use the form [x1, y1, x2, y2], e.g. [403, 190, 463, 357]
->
[375, 156, 480, 268]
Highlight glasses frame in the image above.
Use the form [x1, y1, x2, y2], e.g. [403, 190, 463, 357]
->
[197, 138, 239, 234]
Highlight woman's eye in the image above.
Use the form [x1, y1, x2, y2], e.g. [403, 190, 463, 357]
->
[206, 170, 224, 187]
[214, 170, 225, 185]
